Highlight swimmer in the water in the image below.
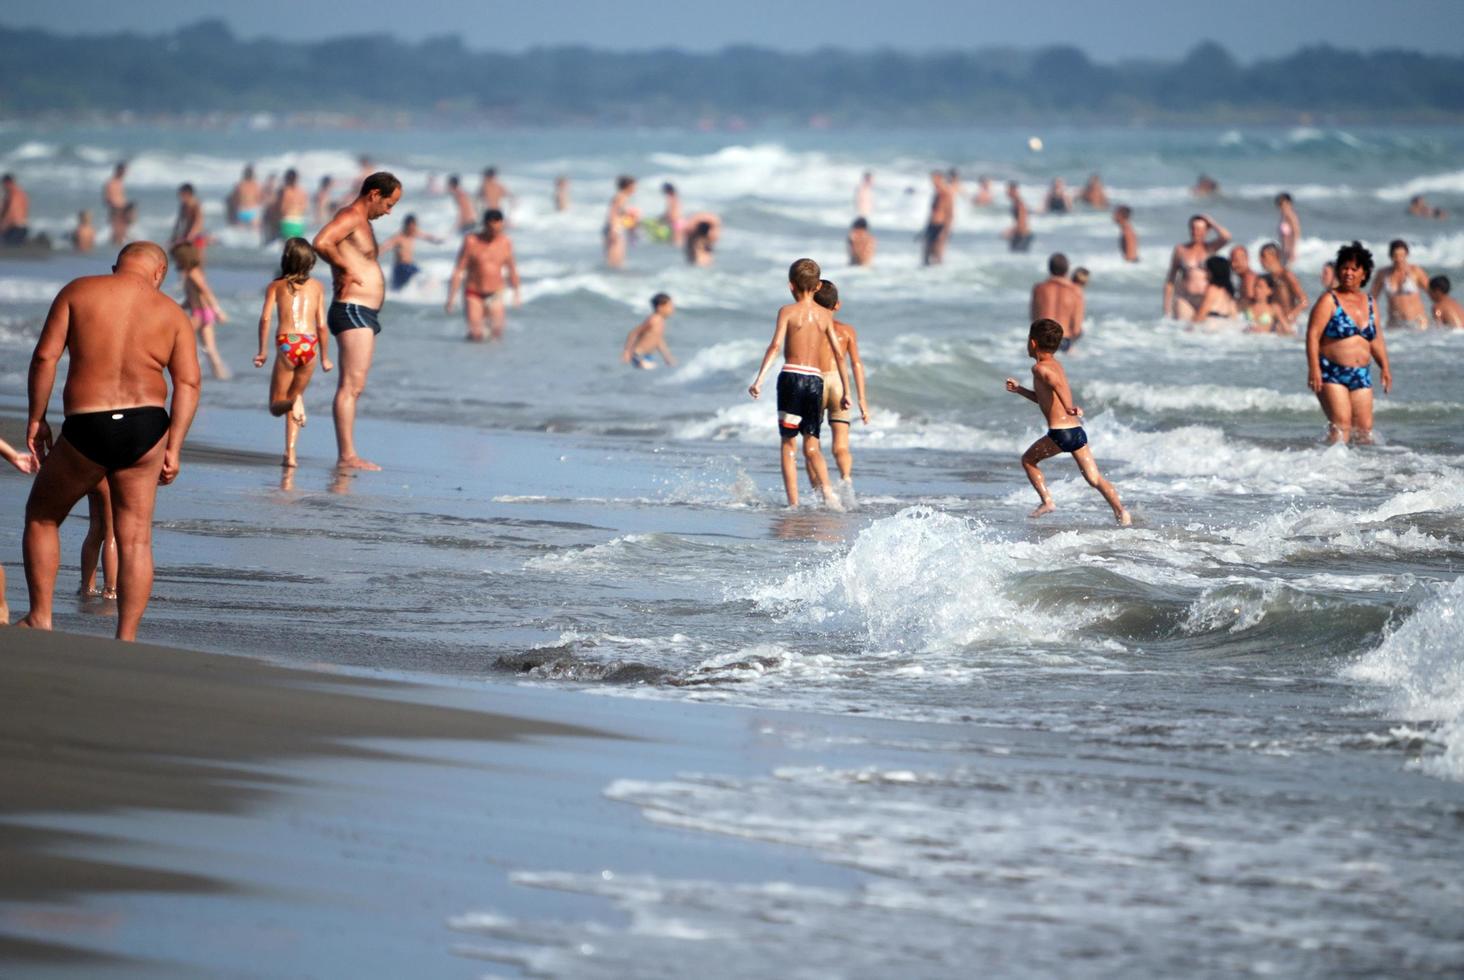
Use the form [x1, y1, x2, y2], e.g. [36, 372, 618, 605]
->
[1005, 318, 1130, 526]
[847, 217, 876, 266]
[621, 293, 676, 370]
[447, 174, 476, 232]
[1114, 205, 1138, 263]
[1163, 213, 1230, 318]
[1428, 276, 1464, 328]
[683, 213, 721, 267]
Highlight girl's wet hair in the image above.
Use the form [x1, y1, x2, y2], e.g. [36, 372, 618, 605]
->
[277, 237, 316, 290]
[1335, 241, 1374, 285]
[1206, 255, 1234, 295]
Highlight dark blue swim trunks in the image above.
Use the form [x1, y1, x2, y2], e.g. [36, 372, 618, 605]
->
[1047, 426, 1088, 453]
[327, 301, 381, 336]
[776, 368, 824, 438]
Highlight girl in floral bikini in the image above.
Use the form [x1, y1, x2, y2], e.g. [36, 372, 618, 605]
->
[254, 238, 333, 467]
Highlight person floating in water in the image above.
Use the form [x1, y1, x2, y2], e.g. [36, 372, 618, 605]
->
[748, 258, 850, 510]
[446, 209, 521, 342]
[683, 213, 720, 266]
[1005, 318, 1129, 526]
[378, 214, 442, 292]
[254, 238, 333, 468]
[1428, 276, 1464, 328]
[621, 293, 676, 370]
[813, 279, 869, 507]
[1113, 205, 1138, 263]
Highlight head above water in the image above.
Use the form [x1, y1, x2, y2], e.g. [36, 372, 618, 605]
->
[1115, 204, 1132, 220]
[1275, 192, 1293, 206]
[402, 214, 418, 230]
[1188, 214, 1209, 238]
[360, 172, 402, 218]
[284, 169, 299, 187]
[814, 279, 839, 310]
[319, 176, 333, 189]
[617, 175, 636, 191]
[1029, 318, 1064, 353]
[483, 167, 497, 179]
[278, 237, 316, 285]
[1259, 242, 1282, 267]
[651, 292, 673, 312]
[1071, 267, 1090, 287]
[662, 182, 677, 195]
[1206, 255, 1234, 294]
[178, 183, 195, 198]
[1429, 275, 1450, 296]
[1389, 238, 1409, 260]
[482, 208, 504, 228]
[851, 217, 869, 231]
[448, 174, 460, 189]
[1229, 245, 1250, 272]
[1047, 253, 1069, 277]
[114, 162, 127, 177]
[1335, 241, 1374, 287]
[243, 164, 255, 180]
[788, 258, 821, 295]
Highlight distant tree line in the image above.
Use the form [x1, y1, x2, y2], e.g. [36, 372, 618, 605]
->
[2, 20, 1461, 122]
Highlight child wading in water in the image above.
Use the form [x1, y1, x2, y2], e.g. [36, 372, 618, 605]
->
[171, 241, 231, 380]
[748, 258, 850, 509]
[621, 293, 676, 369]
[254, 238, 332, 467]
[1005, 318, 1130, 526]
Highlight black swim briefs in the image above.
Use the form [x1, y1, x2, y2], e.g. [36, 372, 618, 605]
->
[776, 369, 824, 438]
[1047, 426, 1088, 454]
[327, 301, 381, 336]
[61, 406, 170, 471]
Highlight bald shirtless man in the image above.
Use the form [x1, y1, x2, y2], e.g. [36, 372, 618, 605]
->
[446, 209, 521, 342]
[18, 242, 200, 641]
[1031, 252, 1085, 349]
[313, 171, 402, 471]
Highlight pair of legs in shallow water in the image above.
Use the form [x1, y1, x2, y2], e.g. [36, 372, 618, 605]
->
[1317, 383, 1375, 445]
[1021, 435, 1131, 526]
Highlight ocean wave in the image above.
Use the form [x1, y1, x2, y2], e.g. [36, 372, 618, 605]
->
[1344, 576, 1464, 782]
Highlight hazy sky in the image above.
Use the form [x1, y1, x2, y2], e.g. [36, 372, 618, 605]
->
[5, 0, 1462, 59]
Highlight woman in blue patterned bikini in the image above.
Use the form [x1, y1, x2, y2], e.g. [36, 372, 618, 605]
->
[1304, 241, 1393, 445]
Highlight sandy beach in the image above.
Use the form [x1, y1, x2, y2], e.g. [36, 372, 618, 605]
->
[0, 628, 878, 976]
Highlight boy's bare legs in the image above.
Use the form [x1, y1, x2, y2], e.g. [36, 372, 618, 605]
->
[1021, 436, 1062, 517]
[19, 442, 105, 630]
[780, 432, 800, 507]
[830, 422, 853, 481]
[1347, 388, 1375, 445]
[464, 292, 487, 342]
[333, 329, 380, 470]
[80, 483, 117, 598]
[1072, 446, 1131, 526]
[106, 440, 167, 642]
[801, 434, 842, 510]
[1315, 385, 1354, 444]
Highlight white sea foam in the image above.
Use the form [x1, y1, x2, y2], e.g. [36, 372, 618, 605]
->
[1345, 577, 1464, 782]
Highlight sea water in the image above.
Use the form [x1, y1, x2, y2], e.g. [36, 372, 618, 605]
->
[1, 122, 1462, 975]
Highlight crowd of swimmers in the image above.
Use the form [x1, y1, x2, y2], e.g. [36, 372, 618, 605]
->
[0, 152, 1461, 641]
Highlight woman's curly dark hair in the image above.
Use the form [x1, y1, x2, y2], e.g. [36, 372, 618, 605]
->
[1334, 241, 1374, 286]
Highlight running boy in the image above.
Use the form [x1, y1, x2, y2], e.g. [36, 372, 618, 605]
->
[171, 241, 230, 380]
[813, 279, 869, 503]
[1004, 318, 1130, 525]
[254, 238, 332, 467]
[748, 258, 850, 509]
[621, 293, 676, 369]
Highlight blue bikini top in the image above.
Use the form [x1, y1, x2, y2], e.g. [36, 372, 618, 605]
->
[1322, 291, 1376, 341]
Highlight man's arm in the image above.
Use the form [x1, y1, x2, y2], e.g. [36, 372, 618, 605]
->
[504, 241, 522, 306]
[748, 313, 788, 398]
[162, 306, 202, 485]
[26, 287, 72, 459]
[445, 238, 470, 312]
[311, 209, 360, 285]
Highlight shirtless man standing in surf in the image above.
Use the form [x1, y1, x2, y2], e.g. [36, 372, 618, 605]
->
[19, 242, 200, 640]
[1031, 252, 1085, 349]
[446, 209, 521, 342]
[312, 171, 402, 471]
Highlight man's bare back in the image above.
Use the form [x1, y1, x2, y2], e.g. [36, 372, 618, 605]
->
[58, 271, 191, 415]
[1031, 278, 1082, 340]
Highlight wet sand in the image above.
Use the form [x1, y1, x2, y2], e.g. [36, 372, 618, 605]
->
[0, 628, 868, 976]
